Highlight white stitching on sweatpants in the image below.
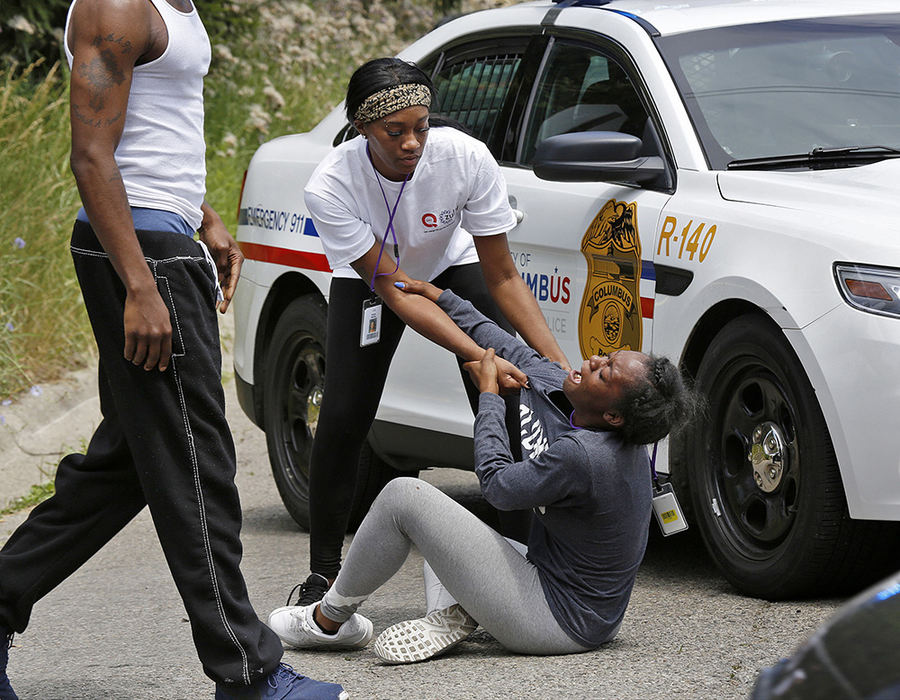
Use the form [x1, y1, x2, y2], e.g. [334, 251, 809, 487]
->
[155, 275, 185, 358]
[170, 354, 250, 684]
[70, 244, 205, 266]
[70, 243, 252, 682]
[69, 246, 108, 259]
[162, 262, 251, 685]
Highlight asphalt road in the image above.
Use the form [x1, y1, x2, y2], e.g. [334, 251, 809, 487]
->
[0, 325, 843, 699]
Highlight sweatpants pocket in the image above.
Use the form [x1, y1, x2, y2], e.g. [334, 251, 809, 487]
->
[153, 254, 222, 364]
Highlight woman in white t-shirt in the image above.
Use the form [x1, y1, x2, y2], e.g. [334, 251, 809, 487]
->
[293, 57, 570, 606]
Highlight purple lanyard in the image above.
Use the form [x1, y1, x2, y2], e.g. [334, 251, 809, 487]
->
[568, 409, 582, 431]
[368, 144, 407, 292]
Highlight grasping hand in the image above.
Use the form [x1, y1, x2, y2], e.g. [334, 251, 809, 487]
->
[493, 354, 528, 394]
[397, 278, 528, 393]
[394, 278, 442, 302]
[463, 348, 528, 395]
[464, 347, 500, 395]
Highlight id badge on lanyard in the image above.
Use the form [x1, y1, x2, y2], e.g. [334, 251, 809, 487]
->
[648, 442, 689, 536]
[360, 297, 382, 347]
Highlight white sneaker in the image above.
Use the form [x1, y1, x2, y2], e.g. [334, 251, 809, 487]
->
[373, 604, 477, 664]
[267, 603, 374, 650]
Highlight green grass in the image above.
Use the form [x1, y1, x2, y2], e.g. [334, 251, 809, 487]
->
[0, 481, 56, 516]
[0, 60, 93, 398]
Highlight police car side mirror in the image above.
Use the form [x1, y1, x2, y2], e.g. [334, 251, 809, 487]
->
[533, 131, 666, 184]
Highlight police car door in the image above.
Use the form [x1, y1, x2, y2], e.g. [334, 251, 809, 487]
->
[501, 35, 674, 363]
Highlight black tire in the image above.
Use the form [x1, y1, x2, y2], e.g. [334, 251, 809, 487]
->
[687, 314, 900, 599]
[263, 295, 410, 531]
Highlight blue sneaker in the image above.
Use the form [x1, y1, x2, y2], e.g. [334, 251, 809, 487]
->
[0, 629, 17, 700]
[214, 664, 347, 700]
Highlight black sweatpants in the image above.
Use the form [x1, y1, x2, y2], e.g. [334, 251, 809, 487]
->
[0, 222, 282, 687]
[308, 263, 530, 578]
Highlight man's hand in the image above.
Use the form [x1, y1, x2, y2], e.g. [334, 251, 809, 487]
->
[464, 347, 500, 394]
[124, 285, 172, 371]
[199, 203, 243, 313]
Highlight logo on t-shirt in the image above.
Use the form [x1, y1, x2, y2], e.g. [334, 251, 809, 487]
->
[520, 404, 549, 459]
[421, 208, 457, 232]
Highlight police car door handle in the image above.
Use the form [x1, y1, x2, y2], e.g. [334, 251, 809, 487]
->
[508, 195, 525, 225]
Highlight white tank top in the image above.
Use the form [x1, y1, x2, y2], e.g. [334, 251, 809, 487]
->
[65, 0, 211, 230]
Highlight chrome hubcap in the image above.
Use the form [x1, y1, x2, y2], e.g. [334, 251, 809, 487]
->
[749, 421, 786, 493]
[307, 387, 323, 439]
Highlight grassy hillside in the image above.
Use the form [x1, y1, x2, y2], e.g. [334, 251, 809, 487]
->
[0, 60, 93, 397]
[0, 0, 514, 399]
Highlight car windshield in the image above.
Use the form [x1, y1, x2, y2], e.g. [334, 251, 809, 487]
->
[656, 13, 900, 169]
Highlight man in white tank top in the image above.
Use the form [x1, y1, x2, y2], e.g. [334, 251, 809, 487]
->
[0, 2, 348, 699]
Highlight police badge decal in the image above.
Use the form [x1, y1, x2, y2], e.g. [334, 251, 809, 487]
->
[578, 199, 642, 358]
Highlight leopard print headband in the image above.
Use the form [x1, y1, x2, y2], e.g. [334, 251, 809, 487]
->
[354, 84, 432, 124]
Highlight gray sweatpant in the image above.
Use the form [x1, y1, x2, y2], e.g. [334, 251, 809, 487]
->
[320, 477, 591, 655]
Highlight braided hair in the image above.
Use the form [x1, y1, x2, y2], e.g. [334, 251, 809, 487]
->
[615, 355, 699, 445]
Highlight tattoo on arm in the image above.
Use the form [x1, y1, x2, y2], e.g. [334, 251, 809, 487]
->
[77, 47, 126, 113]
[74, 33, 133, 125]
[91, 33, 133, 54]
[72, 103, 123, 128]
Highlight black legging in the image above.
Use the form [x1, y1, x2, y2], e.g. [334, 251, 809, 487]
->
[308, 263, 529, 578]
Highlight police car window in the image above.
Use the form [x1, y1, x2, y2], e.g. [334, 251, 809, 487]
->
[521, 42, 650, 164]
[431, 52, 522, 147]
[658, 14, 900, 169]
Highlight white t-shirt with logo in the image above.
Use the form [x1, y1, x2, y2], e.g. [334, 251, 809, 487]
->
[304, 126, 517, 281]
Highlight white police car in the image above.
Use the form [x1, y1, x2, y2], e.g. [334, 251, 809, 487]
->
[233, 0, 900, 599]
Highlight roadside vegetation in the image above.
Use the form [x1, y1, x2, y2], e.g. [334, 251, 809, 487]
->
[0, 0, 515, 399]
[0, 482, 56, 517]
[0, 59, 92, 398]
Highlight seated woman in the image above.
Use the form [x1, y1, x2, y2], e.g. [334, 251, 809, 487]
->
[267, 280, 698, 663]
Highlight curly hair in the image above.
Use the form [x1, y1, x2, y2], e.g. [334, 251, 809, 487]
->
[615, 355, 700, 445]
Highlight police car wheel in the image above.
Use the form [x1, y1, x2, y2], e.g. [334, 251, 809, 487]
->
[688, 314, 856, 599]
[263, 295, 328, 530]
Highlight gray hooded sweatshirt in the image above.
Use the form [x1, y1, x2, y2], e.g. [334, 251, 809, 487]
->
[438, 290, 652, 648]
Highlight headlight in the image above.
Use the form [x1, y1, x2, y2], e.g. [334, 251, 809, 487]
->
[834, 263, 900, 319]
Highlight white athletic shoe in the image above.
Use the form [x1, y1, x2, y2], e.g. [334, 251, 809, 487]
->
[373, 604, 478, 664]
[267, 603, 374, 650]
